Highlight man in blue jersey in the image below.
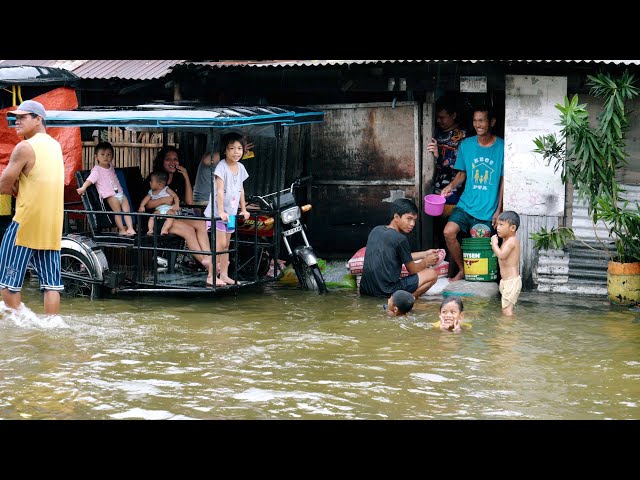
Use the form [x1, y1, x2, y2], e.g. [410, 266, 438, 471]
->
[440, 105, 504, 282]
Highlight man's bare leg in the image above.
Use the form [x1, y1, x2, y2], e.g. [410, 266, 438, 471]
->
[444, 221, 465, 282]
[1, 288, 21, 310]
[44, 290, 60, 315]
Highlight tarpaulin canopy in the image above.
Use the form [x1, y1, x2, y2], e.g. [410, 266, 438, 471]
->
[1, 87, 81, 204]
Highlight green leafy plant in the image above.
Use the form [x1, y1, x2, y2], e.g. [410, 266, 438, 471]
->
[529, 226, 576, 251]
[530, 71, 640, 263]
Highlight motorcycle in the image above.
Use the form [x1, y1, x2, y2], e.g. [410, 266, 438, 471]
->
[234, 176, 327, 293]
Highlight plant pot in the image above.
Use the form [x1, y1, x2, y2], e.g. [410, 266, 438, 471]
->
[607, 261, 640, 306]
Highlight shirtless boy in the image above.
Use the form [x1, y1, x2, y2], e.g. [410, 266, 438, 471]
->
[491, 211, 521, 316]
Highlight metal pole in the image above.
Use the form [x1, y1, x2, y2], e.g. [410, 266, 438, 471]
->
[274, 123, 284, 277]
[208, 128, 217, 287]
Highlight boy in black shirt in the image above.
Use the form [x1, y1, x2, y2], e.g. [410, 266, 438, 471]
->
[360, 198, 439, 298]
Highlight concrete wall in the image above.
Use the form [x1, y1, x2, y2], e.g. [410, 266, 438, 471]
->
[504, 75, 567, 216]
[504, 75, 567, 288]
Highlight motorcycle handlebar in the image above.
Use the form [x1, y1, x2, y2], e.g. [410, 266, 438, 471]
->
[291, 175, 313, 190]
[249, 176, 314, 208]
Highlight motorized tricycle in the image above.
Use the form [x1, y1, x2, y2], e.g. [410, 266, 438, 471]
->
[5, 104, 326, 298]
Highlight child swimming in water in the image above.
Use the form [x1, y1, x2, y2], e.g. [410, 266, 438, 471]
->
[383, 289, 415, 317]
[432, 296, 469, 332]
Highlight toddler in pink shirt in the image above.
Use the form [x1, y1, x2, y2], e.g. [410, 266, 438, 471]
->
[77, 141, 136, 235]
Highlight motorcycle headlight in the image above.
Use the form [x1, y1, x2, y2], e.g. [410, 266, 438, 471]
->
[281, 206, 301, 224]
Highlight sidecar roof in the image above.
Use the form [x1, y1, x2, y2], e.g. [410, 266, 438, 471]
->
[7, 104, 324, 132]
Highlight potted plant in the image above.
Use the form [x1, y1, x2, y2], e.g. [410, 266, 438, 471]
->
[530, 70, 640, 306]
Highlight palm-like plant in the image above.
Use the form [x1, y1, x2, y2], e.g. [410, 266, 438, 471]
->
[531, 70, 640, 263]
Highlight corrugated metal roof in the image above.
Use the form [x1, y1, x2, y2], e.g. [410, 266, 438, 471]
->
[183, 60, 416, 68]
[507, 59, 640, 65]
[0, 60, 183, 80]
[183, 60, 447, 68]
[0, 60, 89, 71]
[181, 59, 640, 68]
[1, 60, 638, 80]
[72, 60, 184, 80]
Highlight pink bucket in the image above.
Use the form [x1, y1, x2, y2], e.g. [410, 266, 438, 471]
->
[424, 194, 446, 216]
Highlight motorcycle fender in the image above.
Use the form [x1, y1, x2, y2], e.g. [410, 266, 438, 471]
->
[61, 234, 109, 281]
[293, 246, 318, 266]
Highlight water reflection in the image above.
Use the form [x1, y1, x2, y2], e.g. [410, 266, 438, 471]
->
[0, 280, 638, 419]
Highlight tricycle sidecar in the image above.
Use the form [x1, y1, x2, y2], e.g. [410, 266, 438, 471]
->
[7, 104, 325, 298]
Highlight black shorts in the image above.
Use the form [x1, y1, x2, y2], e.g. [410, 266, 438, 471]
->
[395, 273, 419, 294]
[448, 207, 495, 237]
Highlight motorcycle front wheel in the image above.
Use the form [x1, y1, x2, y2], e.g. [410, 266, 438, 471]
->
[298, 262, 327, 294]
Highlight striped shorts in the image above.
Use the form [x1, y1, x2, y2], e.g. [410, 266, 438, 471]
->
[0, 221, 63, 292]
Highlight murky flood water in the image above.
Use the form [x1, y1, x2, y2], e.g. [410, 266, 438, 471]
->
[1, 278, 638, 420]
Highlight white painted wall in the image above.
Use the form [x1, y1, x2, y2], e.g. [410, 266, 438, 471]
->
[504, 75, 567, 216]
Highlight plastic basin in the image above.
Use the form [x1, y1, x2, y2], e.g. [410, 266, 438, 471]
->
[424, 194, 446, 216]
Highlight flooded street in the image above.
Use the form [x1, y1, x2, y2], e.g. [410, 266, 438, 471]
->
[1, 279, 638, 420]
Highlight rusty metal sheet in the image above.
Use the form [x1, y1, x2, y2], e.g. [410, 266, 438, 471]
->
[306, 103, 422, 257]
[310, 103, 417, 181]
[310, 184, 421, 257]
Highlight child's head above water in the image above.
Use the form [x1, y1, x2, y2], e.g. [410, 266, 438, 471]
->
[385, 289, 415, 316]
[439, 296, 464, 330]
